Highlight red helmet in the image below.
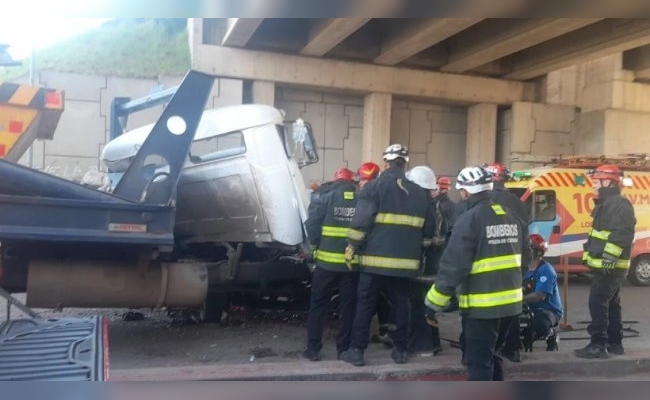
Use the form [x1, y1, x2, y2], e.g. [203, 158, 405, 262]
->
[588, 164, 623, 182]
[437, 177, 451, 191]
[484, 162, 511, 182]
[529, 234, 548, 257]
[334, 168, 354, 182]
[357, 162, 380, 181]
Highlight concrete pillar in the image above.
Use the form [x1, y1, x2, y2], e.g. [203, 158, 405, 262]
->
[187, 19, 203, 64]
[465, 103, 497, 166]
[362, 92, 392, 166]
[251, 80, 275, 106]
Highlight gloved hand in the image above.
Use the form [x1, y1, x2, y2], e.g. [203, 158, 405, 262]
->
[344, 245, 356, 271]
[601, 253, 618, 273]
[424, 307, 438, 327]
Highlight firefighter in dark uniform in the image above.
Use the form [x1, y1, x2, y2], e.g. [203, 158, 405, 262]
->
[405, 165, 443, 356]
[340, 144, 435, 366]
[303, 168, 359, 361]
[575, 164, 636, 359]
[427, 176, 456, 276]
[425, 165, 523, 381]
[485, 162, 532, 275]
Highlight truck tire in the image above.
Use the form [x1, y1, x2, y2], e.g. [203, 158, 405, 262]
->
[201, 293, 230, 323]
[628, 255, 650, 287]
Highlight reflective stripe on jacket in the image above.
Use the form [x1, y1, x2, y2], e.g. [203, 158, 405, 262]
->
[305, 180, 358, 272]
[582, 187, 636, 271]
[426, 192, 523, 319]
[347, 168, 435, 278]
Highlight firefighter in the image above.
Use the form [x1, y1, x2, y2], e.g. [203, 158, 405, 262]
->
[575, 164, 636, 359]
[340, 144, 435, 366]
[502, 234, 563, 362]
[405, 165, 443, 356]
[429, 176, 457, 275]
[485, 162, 532, 275]
[356, 161, 381, 190]
[425, 165, 523, 381]
[310, 168, 355, 202]
[356, 161, 395, 346]
[303, 168, 359, 361]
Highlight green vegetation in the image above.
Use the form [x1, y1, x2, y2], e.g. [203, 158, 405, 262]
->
[0, 19, 190, 81]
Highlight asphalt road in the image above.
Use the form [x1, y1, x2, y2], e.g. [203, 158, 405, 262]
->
[2, 275, 649, 372]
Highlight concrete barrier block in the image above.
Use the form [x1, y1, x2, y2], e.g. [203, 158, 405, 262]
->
[323, 104, 347, 149]
[343, 128, 363, 170]
[390, 108, 411, 146]
[575, 111, 606, 155]
[45, 100, 105, 159]
[345, 106, 363, 129]
[39, 71, 107, 102]
[302, 103, 326, 151]
[408, 110, 432, 152]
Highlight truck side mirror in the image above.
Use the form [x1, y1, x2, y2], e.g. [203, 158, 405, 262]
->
[290, 119, 319, 168]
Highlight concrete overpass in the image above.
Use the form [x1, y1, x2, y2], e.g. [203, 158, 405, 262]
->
[189, 18, 650, 185]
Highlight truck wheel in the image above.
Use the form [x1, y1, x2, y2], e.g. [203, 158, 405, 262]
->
[201, 293, 230, 323]
[628, 255, 650, 286]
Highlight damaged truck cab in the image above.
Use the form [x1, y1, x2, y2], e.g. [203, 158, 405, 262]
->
[0, 71, 319, 323]
[102, 103, 319, 308]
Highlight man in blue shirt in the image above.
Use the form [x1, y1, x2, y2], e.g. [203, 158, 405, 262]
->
[502, 234, 563, 362]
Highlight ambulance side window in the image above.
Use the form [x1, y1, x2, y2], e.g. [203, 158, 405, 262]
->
[533, 191, 556, 221]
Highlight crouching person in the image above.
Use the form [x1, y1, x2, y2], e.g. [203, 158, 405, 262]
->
[502, 234, 563, 362]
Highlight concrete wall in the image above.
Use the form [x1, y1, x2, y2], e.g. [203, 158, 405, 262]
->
[16, 70, 242, 181]
[391, 100, 466, 180]
[276, 87, 467, 186]
[498, 102, 577, 171]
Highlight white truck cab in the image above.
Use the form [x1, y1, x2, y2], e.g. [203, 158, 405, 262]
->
[101, 104, 319, 313]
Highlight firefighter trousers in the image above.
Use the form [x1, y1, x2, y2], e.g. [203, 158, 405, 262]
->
[463, 315, 514, 381]
[587, 272, 625, 346]
[349, 272, 411, 352]
[306, 268, 359, 354]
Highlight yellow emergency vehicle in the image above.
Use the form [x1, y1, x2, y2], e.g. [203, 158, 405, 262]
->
[505, 155, 650, 286]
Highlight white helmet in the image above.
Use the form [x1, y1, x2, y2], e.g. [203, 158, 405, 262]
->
[406, 166, 438, 190]
[456, 166, 493, 194]
[383, 144, 409, 162]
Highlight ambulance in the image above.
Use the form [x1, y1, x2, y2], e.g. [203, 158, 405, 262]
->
[505, 155, 650, 286]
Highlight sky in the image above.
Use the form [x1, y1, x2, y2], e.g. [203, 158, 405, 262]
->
[0, 18, 110, 60]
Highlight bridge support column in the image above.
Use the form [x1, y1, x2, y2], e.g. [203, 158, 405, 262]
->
[362, 92, 392, 166]
[466, 103, 497, 166]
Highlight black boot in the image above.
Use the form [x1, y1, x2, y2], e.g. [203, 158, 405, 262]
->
[546, 330, 559, 351]
[302, 348, 321, 361]
[391, 348, 408, 364]
[607, 343, 624, 355]
[574, 343, 609, 359]
[340, 347, 365, 366]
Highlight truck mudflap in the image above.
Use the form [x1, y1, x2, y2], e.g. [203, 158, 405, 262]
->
[0, 316, 109, 381]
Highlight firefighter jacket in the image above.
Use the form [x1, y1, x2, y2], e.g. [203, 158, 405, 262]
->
[426, 191, 523, 319]
[347, 168, 435, 278]
[433, 192, 456, 244]
[305, 180, 359, 272]
[582, 186, 636, 272]
[491, 182, 531, 269]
